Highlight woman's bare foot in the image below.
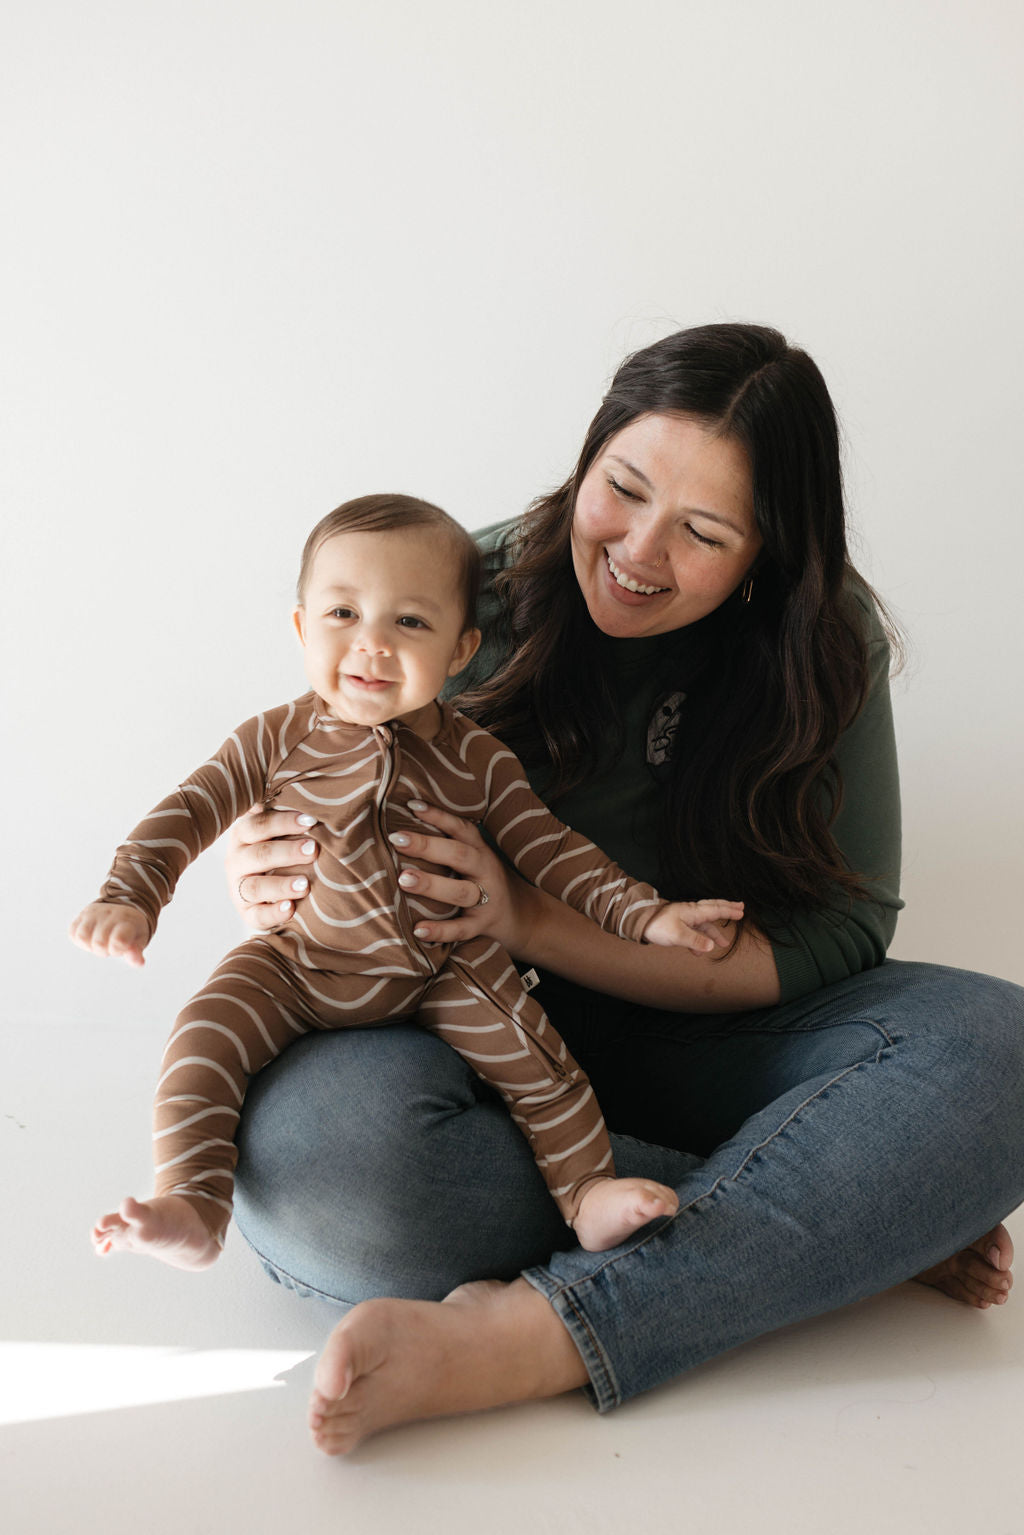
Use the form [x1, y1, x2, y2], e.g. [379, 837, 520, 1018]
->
[92, 1194, 222, 1271]
[573, 1176, 679, 1252]
[915, 1222, 1014, 1308]
[308, 1278, 587, 1456]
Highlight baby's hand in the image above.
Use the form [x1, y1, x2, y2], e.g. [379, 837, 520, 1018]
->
[643, 898, 745, 954]
[69, 902, 151, 968]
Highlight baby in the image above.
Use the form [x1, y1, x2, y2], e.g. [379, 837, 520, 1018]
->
[71, 494, 743, 1262]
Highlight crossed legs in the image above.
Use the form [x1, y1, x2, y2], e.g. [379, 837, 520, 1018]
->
[232, 961, 1024, 1453]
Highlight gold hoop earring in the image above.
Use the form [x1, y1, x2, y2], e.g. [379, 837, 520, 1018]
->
[741, 575, 754, 604]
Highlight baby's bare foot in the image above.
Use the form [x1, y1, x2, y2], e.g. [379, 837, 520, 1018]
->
[915, 1222, 1014, 1308]
[572, 1175, 678, 1252]
[92, 1194, 222, 1271]
[308, 1278, 587, 1456]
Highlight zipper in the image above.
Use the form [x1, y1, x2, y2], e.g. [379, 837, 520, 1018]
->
[373, 724, 432, 971]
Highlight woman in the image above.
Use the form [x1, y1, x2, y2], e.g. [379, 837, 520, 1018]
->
[227, 324, 1024, 1453]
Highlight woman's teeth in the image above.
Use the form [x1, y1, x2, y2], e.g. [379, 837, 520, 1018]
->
[606, 551, 668, 595]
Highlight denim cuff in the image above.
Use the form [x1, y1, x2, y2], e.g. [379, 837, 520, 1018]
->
[521, 1264, 621, 1413]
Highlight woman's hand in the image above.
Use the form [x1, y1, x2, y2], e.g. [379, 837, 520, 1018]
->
[388, 801, 536, 954]
[226, 804, 319, 931]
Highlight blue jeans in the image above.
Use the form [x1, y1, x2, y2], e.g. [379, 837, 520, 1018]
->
[233, 960, 1024, 1411]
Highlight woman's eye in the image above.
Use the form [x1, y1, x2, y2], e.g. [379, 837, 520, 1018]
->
[607, 476, 642, 501]
[687, 524, 723, 550]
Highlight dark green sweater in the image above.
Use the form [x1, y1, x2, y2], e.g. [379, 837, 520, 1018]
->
[448, 519, 902, 1005]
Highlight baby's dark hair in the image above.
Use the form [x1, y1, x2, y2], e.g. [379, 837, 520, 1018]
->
[296, 494, 481, 628]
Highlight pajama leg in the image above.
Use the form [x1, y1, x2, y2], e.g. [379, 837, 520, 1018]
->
[419, 938, 614, 1224]
[153, 941, 422, 1246]
[153, 942, 319, 1244]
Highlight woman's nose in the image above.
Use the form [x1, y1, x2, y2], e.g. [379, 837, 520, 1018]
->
[624, 514, 667, 568]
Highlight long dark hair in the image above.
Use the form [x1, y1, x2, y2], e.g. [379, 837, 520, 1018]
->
[460, 323, 898, 927]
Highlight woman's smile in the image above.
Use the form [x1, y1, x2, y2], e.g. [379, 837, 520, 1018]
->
[603, 549, 670, 598]
[571, 412, 761, 639]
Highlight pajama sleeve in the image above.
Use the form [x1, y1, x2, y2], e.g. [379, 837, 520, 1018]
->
[461, 722, 666, 941]
[97, 700, 306, 934]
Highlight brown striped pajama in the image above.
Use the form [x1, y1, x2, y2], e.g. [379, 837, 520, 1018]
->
[99, 694, 665, 1245]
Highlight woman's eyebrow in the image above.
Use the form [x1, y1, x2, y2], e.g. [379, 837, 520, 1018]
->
[608, 455, 653, 489]
[607, 456, 746, 536]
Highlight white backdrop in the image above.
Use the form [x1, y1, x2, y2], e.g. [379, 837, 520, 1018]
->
[3, 0, 1022, 1034]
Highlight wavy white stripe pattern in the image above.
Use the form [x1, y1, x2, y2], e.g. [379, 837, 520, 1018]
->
[98, 694, 667, 1236]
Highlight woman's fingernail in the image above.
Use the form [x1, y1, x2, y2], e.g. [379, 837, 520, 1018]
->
[279, 901, 293, 914]
[398, 871, 418, 888]
[291, 877, 308, 892]
[389, 833, 410, 847]
[408, 800, 428, 813]
[413, 925, 430, 938]
[300, 840, 316, 854]
[297, 814, 316, 827]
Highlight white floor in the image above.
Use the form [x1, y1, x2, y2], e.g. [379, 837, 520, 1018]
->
[4, 1017, 1022, 1535]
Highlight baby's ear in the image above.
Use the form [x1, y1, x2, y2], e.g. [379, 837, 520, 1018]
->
[449, 626, 481, 675]
[292, 607, 308, 646]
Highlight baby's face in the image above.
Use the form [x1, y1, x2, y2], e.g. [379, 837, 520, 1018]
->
[293, 528, 480, 731]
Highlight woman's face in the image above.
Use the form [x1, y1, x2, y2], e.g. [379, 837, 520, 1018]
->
[570, 412, 761, 639]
